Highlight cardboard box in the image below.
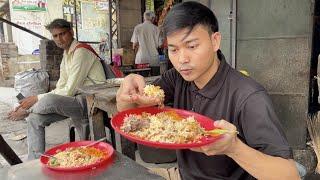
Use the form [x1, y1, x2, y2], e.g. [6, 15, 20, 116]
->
[121, 48, 135, 66]
[113, 48, 123, 56]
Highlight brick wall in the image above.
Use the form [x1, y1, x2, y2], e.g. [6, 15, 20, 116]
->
[40, 40, 63, 89]
[0, 43, 18, 81]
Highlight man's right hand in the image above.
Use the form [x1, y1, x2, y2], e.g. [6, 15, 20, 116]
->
[17, 95, 38, 110]
[116, 74, 162, 111]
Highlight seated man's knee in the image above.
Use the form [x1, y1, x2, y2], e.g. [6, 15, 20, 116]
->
[31, 94, 62, 114]
[38, 94, 62, 105]
[26, 113, 48, 127]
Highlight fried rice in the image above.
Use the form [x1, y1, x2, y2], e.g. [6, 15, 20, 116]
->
[48, 146, 106, 168]
[120, 111, 205, 144]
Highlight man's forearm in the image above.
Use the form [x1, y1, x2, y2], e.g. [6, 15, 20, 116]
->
[132, 43, 139, 54]
[227, 138, 300, 180]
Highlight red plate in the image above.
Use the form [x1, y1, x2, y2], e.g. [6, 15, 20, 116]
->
[40, 141, 114, 171]
[111, 106, 222, 149]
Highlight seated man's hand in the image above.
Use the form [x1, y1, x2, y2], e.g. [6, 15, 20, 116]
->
[7, 107, 29, 121]
[116, 74, 161, 111]
[190, 120, 238, 156]
[18, 95, 38, 110]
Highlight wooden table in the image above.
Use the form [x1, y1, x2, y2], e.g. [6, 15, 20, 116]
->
[0, 151, 164, 180]
[78, 76, 159, 160]
[122, 68, 151, 76]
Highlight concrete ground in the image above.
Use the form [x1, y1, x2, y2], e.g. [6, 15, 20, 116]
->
[0, 87, 73, 167]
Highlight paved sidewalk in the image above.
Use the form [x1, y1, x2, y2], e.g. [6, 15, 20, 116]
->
[0, 87, 71, 168]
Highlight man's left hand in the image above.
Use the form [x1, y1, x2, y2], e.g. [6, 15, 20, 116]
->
[18, 95, 38, 110]
[191, 120, 239, 156]
[8, 107, 29, 121]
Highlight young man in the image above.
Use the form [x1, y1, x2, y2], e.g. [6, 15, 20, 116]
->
[117, 2, 300, 180]
[131, 10, 162, 76]
[8, 19, 106, 160]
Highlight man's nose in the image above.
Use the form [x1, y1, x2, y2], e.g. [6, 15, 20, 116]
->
[58, 34, 63, 42]
[178, 49, 190, 64]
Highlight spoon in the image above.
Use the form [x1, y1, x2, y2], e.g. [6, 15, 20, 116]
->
[82, 136, 108, 148]
[40, 153, 59, 160]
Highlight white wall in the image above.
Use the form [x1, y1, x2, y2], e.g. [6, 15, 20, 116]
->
[9, 0, 63, 54]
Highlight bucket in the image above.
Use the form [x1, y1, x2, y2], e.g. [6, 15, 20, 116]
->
[138, 144, 177, 163]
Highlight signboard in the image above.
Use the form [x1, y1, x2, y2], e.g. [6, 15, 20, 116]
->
[12, 17, 44, 54]
[63, 0, 82, 29]
[95, 1, 108, 11]
[12, 0, 47, 12]
[78, 1, 108, 42]
[145, 0, 154, 12]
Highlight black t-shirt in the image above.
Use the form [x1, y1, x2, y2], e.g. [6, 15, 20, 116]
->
[154, 53, 293, 180]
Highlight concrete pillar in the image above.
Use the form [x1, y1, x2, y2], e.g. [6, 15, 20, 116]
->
[119, 0, 142, 48]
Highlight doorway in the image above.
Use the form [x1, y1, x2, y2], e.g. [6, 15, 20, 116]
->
[309, 0, 320, 114]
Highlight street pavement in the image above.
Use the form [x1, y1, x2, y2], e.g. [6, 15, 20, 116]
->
[0, 87, 72, 168]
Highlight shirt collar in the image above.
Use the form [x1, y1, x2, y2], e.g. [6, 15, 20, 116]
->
[143, 20, 153, 24]
[190, 51, 230, 99]
[65, 39, 78, 55]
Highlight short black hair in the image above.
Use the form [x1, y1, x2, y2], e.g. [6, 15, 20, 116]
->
[45, 19, 72, 31]
[162, 1, 219, 38]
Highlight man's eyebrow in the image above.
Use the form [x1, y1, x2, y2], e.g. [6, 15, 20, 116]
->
[168, 44, 176, 48]
[184, 38, 198, 44]
[168, 38, 199, 47]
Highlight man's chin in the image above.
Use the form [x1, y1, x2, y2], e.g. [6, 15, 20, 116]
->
[180, 74, 195, 82]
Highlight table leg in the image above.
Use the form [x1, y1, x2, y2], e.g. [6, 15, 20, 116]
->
[120, 136, 136, 160]
[86, 96, 106, 141]
[86, 95, 136, 160]
[0, 134, 22, 165]
[103, 112, 116, 149]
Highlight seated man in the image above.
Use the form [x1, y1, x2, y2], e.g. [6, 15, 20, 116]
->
[8, 19, 106, 160]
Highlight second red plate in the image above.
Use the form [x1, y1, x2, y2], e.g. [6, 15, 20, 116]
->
[111, 106, 222, 149]
[40, 141, 114, 171]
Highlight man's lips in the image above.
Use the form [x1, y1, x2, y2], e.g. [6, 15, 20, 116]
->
[180, 68, 192, 75]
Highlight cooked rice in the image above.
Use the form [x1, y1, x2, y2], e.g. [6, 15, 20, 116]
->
[143, 85, 165, 100]
[48, 147, 106, 168]
[121, 111, 205, 143]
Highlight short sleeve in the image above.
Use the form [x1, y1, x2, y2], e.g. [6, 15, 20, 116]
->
[238, 91, 293, 159]
[131, 26, 138, 43]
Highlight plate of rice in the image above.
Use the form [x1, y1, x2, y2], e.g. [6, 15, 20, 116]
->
[111, 106, 222, 149]
[40, 141, 114, 171]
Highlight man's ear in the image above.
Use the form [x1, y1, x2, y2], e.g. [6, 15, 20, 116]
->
[211, 32, 221, 52]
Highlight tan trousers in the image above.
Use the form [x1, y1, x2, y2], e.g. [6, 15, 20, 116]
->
[149, 167, 181, 180]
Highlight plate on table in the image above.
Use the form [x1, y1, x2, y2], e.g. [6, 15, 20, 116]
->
[111, 106, 222, 149]
[40, 141, 114, 171]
